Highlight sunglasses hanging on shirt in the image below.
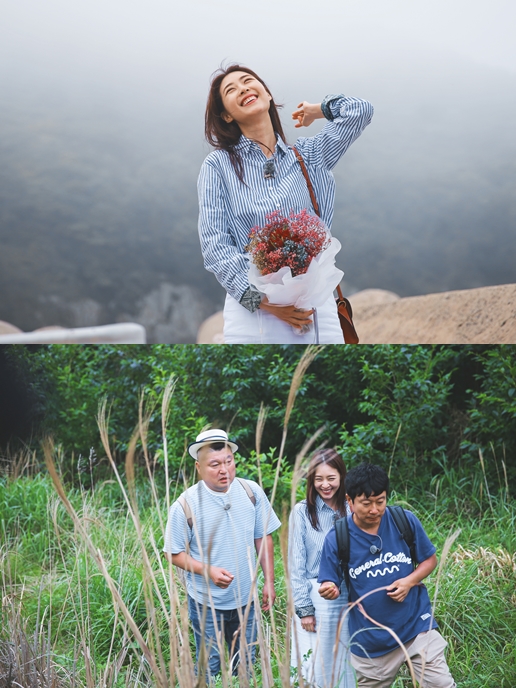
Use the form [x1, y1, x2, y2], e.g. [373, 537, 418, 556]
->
[263, 160, 275, 179]
[249, 139, 276, 179]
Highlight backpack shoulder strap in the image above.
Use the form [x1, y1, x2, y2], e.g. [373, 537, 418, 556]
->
[177, 494, 193, 529]
[236, 477, 257, 505]
[335, 516, 351, 591]
[387, 505, 418, 567]
[178, 479, 256, 529]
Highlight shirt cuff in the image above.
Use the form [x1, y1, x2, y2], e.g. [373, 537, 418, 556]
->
[295, 605, 316, 619]
[321, 94, 345, 121]
[239, 285, 262, 313]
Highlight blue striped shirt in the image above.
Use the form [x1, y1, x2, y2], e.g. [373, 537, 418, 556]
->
[163, 478, 281, 610]
[198, 95, 374, 303]
[289, 495, 351, 615]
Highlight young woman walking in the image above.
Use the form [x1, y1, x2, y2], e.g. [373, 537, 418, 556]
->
[288, 449, 355, 687]
[199, 64, 373, 343]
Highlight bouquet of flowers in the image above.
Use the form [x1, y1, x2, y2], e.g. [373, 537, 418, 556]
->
[246, 209, 330, 277]
[246, 209, 344, 332]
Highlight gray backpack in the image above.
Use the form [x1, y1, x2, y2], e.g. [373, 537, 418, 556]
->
[177, 477, 256, 527]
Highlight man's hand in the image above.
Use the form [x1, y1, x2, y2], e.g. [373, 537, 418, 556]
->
[209, 567, 234, 588]
[386, 577, 415, 602]
[261, 580, 276, 611]
[292, 101, 324, 128]
[387, 554, 438, 602]
[300, 615, 316, 633]
[259, 297, 314, 330]
[318, 581, 341, 600]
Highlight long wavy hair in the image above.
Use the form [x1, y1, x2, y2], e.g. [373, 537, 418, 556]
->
[306, 448, 348, 531]
[204, 64, 287, 183]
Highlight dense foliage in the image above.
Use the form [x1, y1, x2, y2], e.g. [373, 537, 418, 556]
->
[1, 344, 516, 687]
[2, 344, 515, 493]
[1, 470, 515, 687]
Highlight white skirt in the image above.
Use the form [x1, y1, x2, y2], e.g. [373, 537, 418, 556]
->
[223, 294, 345, 344]
[291, 579, 355, 688]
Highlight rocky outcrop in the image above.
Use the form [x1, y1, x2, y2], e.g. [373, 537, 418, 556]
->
[0, 321, 23, 335]
[196, 284, 516, 344]
[197, 312, 225, 344]
[351, 284, 516, 344]
[123, 283, 214, 344]
[1, 282, 214, 344]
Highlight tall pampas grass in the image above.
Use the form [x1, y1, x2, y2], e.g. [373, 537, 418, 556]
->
[0, 351, 467, 687]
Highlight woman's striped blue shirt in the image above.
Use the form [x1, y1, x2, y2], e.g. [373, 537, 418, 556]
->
[197, 95, 374, 304]
[289, 495, 351, 616]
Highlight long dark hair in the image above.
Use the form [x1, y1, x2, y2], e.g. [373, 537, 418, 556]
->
[306, 448, 347, 531]
[204, 64, 287, 183]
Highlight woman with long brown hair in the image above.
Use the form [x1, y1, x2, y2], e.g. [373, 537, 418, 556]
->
[289, 448, 354, 687]
[199, 64, 373, 343]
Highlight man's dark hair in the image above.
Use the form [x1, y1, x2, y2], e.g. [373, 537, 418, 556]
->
[345, 463, 389, 500]
[208, 442, 227, 451]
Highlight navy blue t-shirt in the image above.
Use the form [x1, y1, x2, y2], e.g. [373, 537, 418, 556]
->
[318, 508, 437, 657]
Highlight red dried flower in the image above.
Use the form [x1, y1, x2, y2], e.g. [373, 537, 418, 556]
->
[246, 210, 329, 277]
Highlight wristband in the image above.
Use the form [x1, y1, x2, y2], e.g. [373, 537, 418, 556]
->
[321, 94, 344, 121]
[295, 604, 316, 619]
[239, 285, 262, 313]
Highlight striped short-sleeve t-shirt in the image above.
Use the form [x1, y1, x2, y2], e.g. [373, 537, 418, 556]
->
[164, 478, 281, 609]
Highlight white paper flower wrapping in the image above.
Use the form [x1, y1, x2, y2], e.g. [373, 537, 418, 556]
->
[248, 236, 344, 308]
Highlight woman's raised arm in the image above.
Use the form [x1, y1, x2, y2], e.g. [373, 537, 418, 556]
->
[293, 94, 374, 170]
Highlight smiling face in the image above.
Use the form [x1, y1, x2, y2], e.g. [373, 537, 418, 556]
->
[313, 463, 341, 507]
[348, 491, 388, 532]
[196, 444, 236, 492]
[219, 70, 272, 126]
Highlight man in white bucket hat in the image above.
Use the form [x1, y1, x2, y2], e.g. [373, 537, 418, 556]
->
[164, 428, 281, 681]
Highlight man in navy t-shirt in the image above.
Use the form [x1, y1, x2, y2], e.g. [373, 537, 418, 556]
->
[318, 463, 455, 688]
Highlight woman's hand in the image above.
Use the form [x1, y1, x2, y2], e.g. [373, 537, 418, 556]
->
[300, 615, 316, 633]
[292, 102, 324, 128]
[259, 297, 314, 330]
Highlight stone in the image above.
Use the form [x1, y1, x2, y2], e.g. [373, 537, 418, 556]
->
[197, 311, 224, 344]
[0, 320, 23, 334]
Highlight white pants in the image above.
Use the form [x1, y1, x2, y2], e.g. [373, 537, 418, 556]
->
[223, 294, 345, 344]
[291, 579, 355, 688]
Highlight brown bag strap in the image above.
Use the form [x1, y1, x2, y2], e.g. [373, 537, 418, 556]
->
[336, 285, 354, 323]
[292, 146, 320, 217]
[293, 147, 359, 344]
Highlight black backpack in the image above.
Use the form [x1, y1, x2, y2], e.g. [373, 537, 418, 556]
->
[335, 505, 418, 591]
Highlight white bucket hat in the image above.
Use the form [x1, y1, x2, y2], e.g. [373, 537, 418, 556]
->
[188, 429, 239, 459]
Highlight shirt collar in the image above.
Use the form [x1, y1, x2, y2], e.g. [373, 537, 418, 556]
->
[235, 133, 288, 157]
[316, 494, 335, 512]
[202, 479, 233, 497]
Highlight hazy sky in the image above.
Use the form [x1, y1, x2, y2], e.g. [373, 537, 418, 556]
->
[2, 0, 515, 91]
[1, 0, 515, 332]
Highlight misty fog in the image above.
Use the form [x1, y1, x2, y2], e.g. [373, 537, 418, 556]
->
[1, 0, 515, 342]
